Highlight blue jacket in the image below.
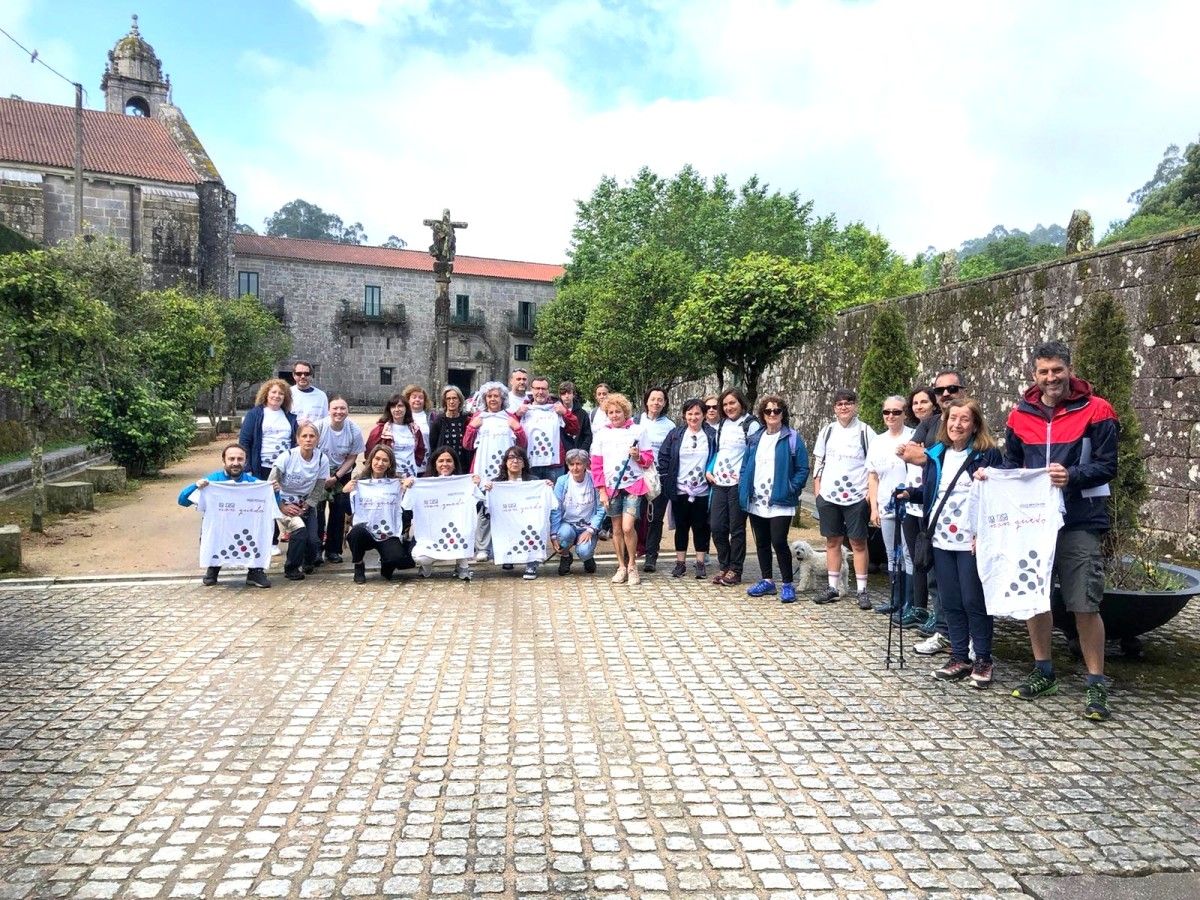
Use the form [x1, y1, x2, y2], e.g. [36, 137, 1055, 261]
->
[737, 426, 810, 510]
[656, 423, 717, 498]
[177, 470, 260, 507]
[550, 473, 606, 531]
[908, 441, 1003, 520]
[238, 404, 298, 478]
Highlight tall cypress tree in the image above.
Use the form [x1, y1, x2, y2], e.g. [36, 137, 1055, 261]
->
[1074, 292, 1147, 553]
[857, 304, 917, 431]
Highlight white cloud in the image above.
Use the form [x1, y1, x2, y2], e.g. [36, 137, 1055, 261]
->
[291, 0, 431, 28]
[222, 0, 1200, 262]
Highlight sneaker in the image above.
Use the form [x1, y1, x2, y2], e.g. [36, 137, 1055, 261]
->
[245, 569, 271, 589]
[627, 567, 641, 586]
[917, 612, 939, 637]
[419, 563, 433, 578]
[353, 565, 366, 585]
[970, 660, 994, 688]
[456, 563, 473, 582]
[202, 566, 220, 586]
[271, 545, 282, 557]
[558, 554, 572, 576]
[898, 607, 926, 629]
[712, 570, 730, 585]
[325, 552, 343, 564]
[583, 558, 596, 574]
[1084, 682, 1111, 721]
[914, 632, 951, 656]
[475, 550, 490, 562]
[746, 579, 777, 598]
[284, 569, 305, 581]
[642, 559, 657, 573]
[694, 561, 707, 580]
[814, 586, 840, 605]
[612, 567, 627, 584]
[303, 564, 315, 575]
[857, 590, 871, 610]
[1011, 669, 1060, 701]
[873, 600, 896, 614]
[502, 563, 514, 571]
[671, 561, 687, 578]
[780, 583, 797, 604]
[933, 659, 973, 680]
[718, 570, 741, 586]
[523, 564, 538, 580]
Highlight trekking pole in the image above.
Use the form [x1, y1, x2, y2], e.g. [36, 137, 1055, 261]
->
[885, 491, 907, 670]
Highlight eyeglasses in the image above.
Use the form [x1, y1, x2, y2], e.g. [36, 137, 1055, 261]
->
[704, 404, 718, 410]
[294, 371, 311, 378]
[834, 400, 856, 407]
[762, 407, 783, 416]
[933, 385, 962, 397]
[882, 409, 904, 416]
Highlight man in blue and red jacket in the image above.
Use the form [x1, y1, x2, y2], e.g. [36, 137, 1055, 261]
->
[1000, 340, 1118, 721]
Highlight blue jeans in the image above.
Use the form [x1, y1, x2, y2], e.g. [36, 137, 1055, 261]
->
[932, 547, 992, 663]
[555, 522, 597, 559]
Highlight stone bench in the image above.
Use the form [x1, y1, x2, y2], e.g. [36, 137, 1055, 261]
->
[82, 464, 127, 493]
[0, 524, 19, 572]
[47, 481, 95, 513]
[192, 425, 216, 446]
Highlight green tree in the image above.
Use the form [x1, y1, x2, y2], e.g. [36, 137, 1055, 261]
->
[380, 234, 407, 249]
[214, 295, 292, 417]
[672, 252, 833, 405]
[0, 252, 115, 531]
[135, 289, 227, 405]
[856, 304, 917, 431]
[78, 376, 196, 478]
[234, 222, 257, 235]
[1074, 293, 1146, 555]
[957, 234, 1064, 281]
[264, 199, 368, 244]
[1103, 136, 1200, 244]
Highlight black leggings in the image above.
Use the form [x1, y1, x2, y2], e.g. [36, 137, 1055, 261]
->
[670, 494, 711, 553]
[346, 524, 410, 577]
[749, 513, 793, 583]
[902, 513, 929, 610]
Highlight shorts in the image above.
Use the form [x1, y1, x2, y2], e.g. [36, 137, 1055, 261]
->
[1055, 528, 1105, 613]
[606, 491, 643, 519]
[816, 496, 869, 541]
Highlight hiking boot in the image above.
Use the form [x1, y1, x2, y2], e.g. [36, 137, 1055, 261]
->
[712, 570, 730, 585]
[914, 632, 951, 656]
[353, 564, 366, 585]
[642, 558, 657, 573]
[523, 564, 539, 580]
[933, 659, 973, 680]
[202, 566, 220, 586]
[245, 569, 271, 589]
[325, 552, 343, 564]
[583, 557, 596, 574]
[1011, 669, 1059, 701]
[302, 564, 315, 575]
[746, 578, 777, 598]
[780, 583, 797, 604]
[814, 586, 840, 605]
[1084, 682, 1111, 721]
[873, 600, 896, 614]
[917, 612, 939, 637]
[857, 590, 872, 610]
[898, 607, 926, 629]
[718, 570, 741, 586]
[694, 561, 707, 580]
[671, 561, 687, 578]
[970, 660, 994, 688]
[558, 554, 572, 576]
[284, 568, 305, 581]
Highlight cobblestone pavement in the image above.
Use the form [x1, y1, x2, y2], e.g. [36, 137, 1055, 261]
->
[1, 568, 1198, 899]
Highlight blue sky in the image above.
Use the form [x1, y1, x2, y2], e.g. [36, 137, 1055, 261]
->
[3, 0, 1198, 263]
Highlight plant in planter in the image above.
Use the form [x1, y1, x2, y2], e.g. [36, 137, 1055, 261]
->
[1062, 291, 1200, 655]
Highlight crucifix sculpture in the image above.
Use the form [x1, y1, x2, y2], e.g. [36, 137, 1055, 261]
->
[423, 209, 468, 394]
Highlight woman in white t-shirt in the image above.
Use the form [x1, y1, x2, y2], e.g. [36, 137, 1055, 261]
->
[705, 387, 761, 587]
[590, 392, 655, 587]
[366, 392, 427, 480]
[867, 395, 916, 606]
[270, 422, 335, 581]
[403, 384, 434, 461]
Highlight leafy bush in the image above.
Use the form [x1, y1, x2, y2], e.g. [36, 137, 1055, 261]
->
[78, 379, 194, 477]
[857, 304, 917, 431]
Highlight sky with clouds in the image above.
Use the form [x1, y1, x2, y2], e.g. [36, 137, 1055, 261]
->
[2, 0, 1197, 263]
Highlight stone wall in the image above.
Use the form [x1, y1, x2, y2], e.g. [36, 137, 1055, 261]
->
[0, 175, 43, 243]
[140, 187, 201, 288]
[720, 227, 1200, 557]
[236, 253, 557, 405]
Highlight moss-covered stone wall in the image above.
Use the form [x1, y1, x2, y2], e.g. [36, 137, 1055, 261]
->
[755, 227, 1200, 557]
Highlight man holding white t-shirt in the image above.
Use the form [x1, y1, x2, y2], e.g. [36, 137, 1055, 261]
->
[812, 388, 877, 608]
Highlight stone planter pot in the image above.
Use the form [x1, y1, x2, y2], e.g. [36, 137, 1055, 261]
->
[1053, 560, 1200, 657]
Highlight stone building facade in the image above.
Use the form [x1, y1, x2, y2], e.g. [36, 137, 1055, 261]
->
[233, 234, 563, 404]
[0, 17, 234, 295]
[698, 228, 1200, 557]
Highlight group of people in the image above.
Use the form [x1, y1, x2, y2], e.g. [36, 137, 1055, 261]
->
[183, 343, 1119, 721]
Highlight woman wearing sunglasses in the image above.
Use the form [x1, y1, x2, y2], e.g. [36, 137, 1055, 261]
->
[739, 395, 809, 603]
[655, 398, 717, 578]
[867, 395, 916, 613]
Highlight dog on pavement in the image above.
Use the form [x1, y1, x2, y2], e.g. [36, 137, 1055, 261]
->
[791, 539, 851, 593]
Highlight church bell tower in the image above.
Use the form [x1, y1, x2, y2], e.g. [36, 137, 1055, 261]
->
[100, 15, 171, 118]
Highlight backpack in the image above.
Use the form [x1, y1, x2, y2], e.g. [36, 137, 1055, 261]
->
[817, 421, 870, 458]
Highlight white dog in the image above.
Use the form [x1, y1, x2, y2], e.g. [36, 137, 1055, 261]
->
[791, 539, 851, 593]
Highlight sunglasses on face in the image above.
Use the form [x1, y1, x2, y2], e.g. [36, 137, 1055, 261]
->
[704, 405, 718, 411]
[294, 371, 311, 378]
[763, 407, 783, 416]
[933, 385, 962, 397]
[882, 409, 904, 416]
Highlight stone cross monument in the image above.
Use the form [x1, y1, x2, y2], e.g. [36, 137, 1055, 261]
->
[423, 209, 468, 394]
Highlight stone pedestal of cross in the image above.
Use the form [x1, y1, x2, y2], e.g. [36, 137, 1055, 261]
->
[423, 209, 468, 395]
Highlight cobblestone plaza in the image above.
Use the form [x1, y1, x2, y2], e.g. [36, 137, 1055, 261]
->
[1, 572, 1197, 898]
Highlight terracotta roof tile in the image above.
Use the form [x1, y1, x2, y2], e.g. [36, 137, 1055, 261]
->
[235, 233, 564, 283]
[0, 97, 200, 185]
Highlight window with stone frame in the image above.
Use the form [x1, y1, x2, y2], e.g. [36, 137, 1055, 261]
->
[455, 293, 470, 319]
[516, 300, 535, 331]
[364, 285, 382, 317]
[514, 343, 533, 362]
[238, 271, 259, 298]
[380, 367, 394, 386]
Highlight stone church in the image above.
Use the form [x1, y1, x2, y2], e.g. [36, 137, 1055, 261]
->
[0, 17, 562, 403]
